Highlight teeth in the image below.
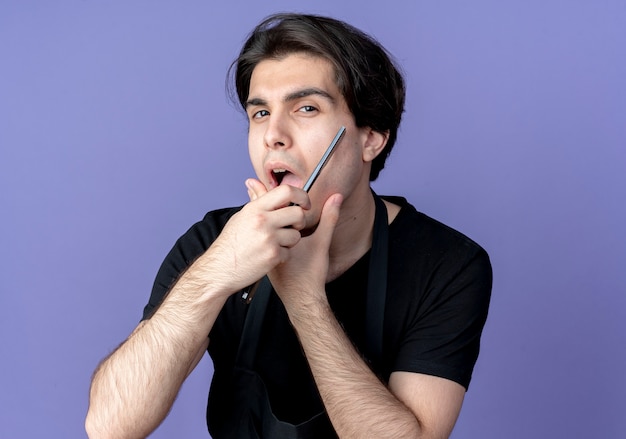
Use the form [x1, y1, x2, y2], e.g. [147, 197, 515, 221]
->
[272, 168, 288, 185]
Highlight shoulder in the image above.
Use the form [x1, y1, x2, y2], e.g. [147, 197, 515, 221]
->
[384, 196, 489, 258]
[173, 205, 243, 254]
[143, 205, 243, 319]
[383, 195, 492, 302]
[381, 197, 492, 388]
[162, 204, 245, 273]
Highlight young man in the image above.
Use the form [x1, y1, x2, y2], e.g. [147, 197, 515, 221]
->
[86, 13, 491, 439]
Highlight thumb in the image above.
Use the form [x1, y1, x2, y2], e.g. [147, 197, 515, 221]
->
[314, 193, 343, 245]
[245, 178, 268, 202]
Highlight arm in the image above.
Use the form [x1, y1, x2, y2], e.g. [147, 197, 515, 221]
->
[85, 250, 231, 439]
[288, 300, 464, 438]
[267, 193, 466, 438]
[85, 183, 312, 439]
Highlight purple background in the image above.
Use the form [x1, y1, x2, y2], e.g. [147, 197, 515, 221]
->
[1, 1, 625, 438]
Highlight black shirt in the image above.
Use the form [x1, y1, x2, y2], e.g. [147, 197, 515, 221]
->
[143, 196, 492, 426]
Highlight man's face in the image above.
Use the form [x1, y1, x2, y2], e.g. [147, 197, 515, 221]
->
[246, 53, 373, 223]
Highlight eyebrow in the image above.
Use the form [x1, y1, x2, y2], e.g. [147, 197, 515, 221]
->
[245, 87, 335, 108]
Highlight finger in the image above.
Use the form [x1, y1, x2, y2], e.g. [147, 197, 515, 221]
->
[257, 184, 311, 211]
[278, 205, 308, 231]
[276, 227, 303, 249]
[314, 193, 343, 245]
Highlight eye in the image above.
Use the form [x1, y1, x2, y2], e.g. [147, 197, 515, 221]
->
[252, 109, 269, 119]
[298, 105, 318, 114]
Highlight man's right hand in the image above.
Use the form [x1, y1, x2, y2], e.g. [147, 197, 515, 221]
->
[205, 179, 312, 294]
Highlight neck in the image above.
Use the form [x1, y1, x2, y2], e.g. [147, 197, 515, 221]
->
[326, 187, 376, 282]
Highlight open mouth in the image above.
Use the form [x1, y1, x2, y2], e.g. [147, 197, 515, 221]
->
[271, 168, 295, 186]
[266, 162, 302, 189]
[272, 169, 288, 185]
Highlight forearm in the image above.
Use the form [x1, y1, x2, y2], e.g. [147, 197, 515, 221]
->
[86, 319, 205, 438]
[85, 185, 311, 437]
[86, 258, 230, 439]
[289, 301, 423, 439]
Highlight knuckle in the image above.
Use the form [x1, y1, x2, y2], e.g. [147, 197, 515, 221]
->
[249, 212, 267, 229]
[269, 248, 284, 266]
[293, 210, 307, 230]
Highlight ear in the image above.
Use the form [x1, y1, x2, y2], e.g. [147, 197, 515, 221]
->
[361, 128, 389, 163]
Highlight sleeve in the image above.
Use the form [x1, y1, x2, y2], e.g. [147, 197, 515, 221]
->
[393, 244, 492, 390]
[141, 207, 240, 320]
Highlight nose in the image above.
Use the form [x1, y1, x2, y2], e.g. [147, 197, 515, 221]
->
[263, 115, 291, 150]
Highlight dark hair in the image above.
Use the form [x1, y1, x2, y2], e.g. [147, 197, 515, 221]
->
[228, 13, 405, 181]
